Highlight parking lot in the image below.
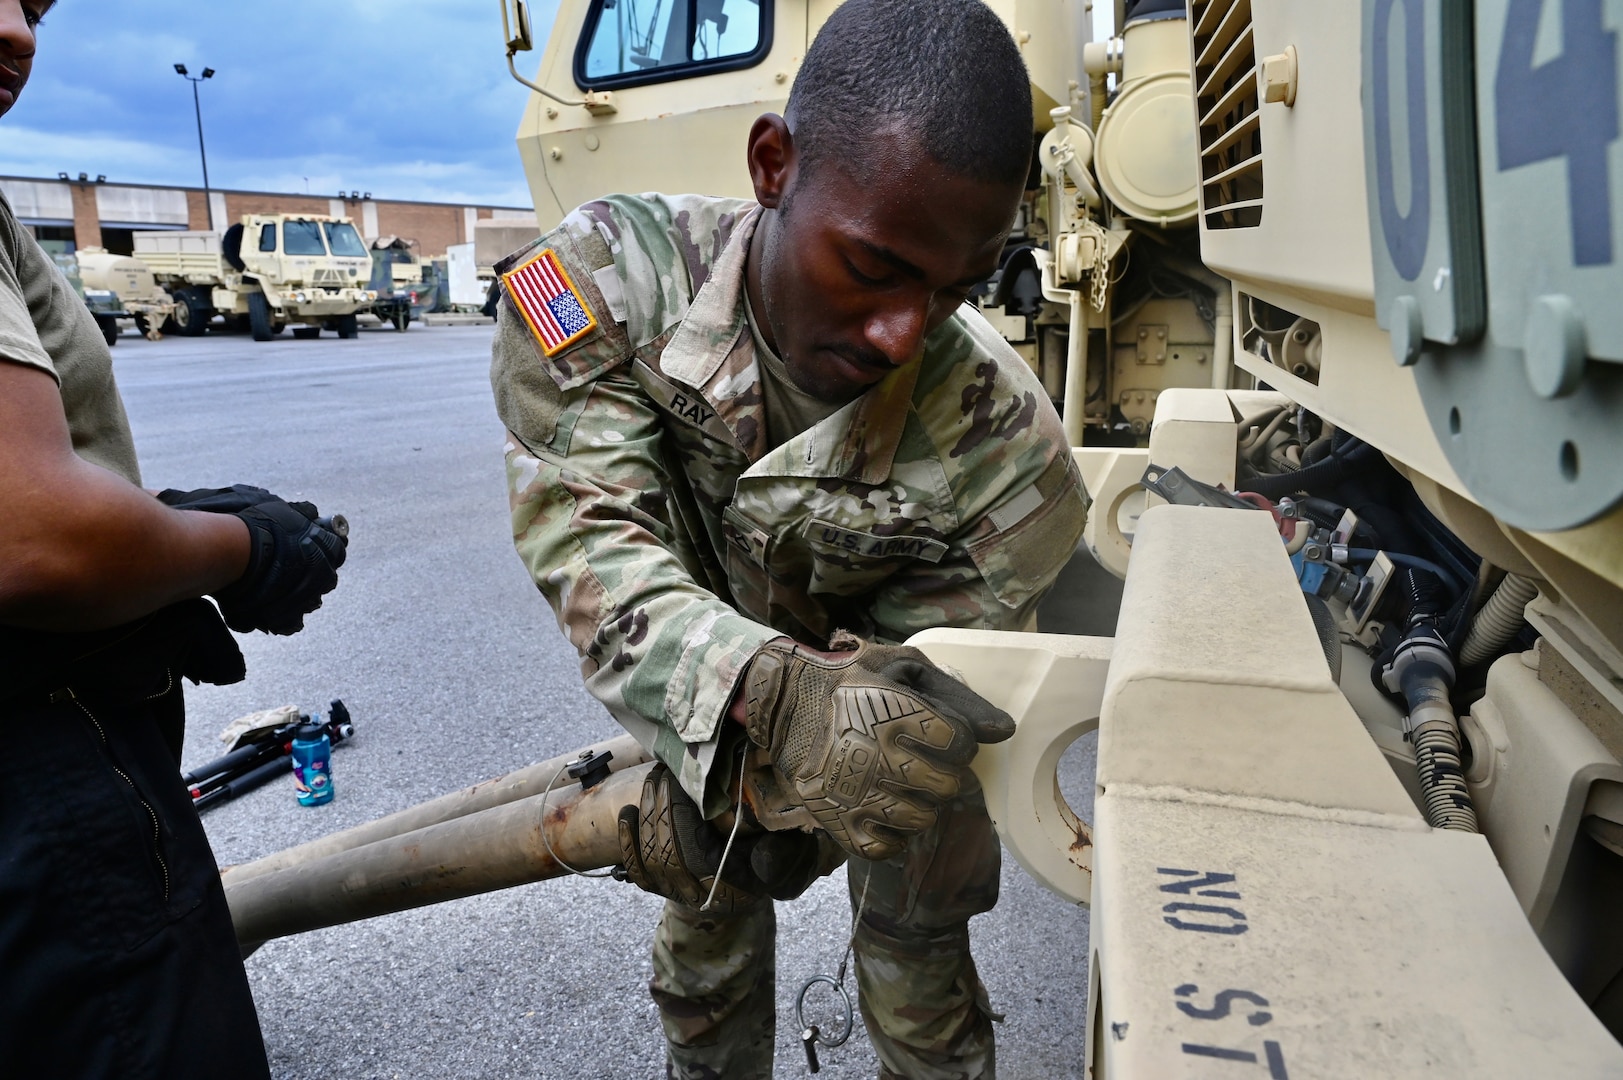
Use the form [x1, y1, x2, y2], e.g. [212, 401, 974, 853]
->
[113, 321, 1096, 1079]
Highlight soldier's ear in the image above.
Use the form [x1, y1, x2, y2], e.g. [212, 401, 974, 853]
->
[746, 114, 795, 211]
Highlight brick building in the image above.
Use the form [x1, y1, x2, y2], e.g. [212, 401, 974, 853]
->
[0, 173, 535, 258]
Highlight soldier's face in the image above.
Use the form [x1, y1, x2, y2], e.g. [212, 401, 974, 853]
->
[749, 123, 1023, 402]
[0, 0, 48, 119]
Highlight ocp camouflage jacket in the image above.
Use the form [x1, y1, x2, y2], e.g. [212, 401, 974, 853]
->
[492, 193, 1088, 810]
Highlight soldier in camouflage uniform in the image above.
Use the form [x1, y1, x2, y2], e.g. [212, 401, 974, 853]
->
[491, 2, 1088, 1076]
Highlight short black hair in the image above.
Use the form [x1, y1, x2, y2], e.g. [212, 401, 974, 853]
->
[786, 0, 1033, 188]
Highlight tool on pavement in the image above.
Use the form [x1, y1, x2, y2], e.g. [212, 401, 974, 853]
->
[186, 700, 354, 812]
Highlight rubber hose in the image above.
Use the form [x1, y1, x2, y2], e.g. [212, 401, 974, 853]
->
[1459, 574, 1539, 668]
[1344, 501, 1413, 557]
[1303, 593, 1342, 683]
[1412, 717, 1479, 831]
[1401, 567, 1447, 626]
[1297, 497, 1347, 530]
[1345, 549, 1467, 596]
[1402, 663, 1479, 832]
[1236, 405, 1287, 440]
[1243, 408, 1294, 462]
[1241, 441, 1380, 499]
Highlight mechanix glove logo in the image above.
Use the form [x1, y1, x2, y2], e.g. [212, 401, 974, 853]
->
[824, 719, 880, 804]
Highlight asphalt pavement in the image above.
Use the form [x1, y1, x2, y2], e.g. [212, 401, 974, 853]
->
[113, 319, 1103, 1080]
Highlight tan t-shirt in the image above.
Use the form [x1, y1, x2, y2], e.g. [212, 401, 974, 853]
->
[743, 290, 843, 450]
[0, 192, 141, 484]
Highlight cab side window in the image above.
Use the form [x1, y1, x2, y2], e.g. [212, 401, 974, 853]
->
[258, 224, 277, 253]
[575, 0, 770, 90]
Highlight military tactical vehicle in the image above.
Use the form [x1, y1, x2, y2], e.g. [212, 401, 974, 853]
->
[366, 235, 426, 332]
[415, 260, 451, 315]
[508, 0, 1218, 446]
[221, 1, 1623, 1074]
[49, 250, 124, 347]
[134, 214, 376, 341]
[76, 248, 175, 340]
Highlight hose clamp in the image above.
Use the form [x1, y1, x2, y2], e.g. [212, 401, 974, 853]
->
[1381, 629, 1456, 694]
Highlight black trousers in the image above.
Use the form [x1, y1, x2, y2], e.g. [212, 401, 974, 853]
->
[0, 662, 269, 1078]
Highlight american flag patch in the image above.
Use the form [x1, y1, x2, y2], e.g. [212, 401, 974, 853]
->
[502, 248, 598, 356]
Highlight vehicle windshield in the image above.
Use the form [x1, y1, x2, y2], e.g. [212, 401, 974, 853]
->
[324, 222, 369, 258]
[581, 0, 764, 82]
[283, 220, 329, 256]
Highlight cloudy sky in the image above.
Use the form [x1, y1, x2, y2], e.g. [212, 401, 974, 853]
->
[3, 0, 564, 207]
[5, 1, 1119, 209]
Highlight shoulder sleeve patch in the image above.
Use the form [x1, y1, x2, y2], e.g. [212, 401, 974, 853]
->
[502, 248, 599, 357]
[986, 483, 1045, 534]
[965, 452, 1089, 609]
[592, 264, 627, 324]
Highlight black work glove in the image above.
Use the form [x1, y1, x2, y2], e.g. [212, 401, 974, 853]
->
[616, 764, 834, 913]
[162, 486, 348, 636]
[157, 483, 289, 515]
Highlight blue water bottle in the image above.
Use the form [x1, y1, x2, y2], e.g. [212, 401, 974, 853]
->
[291, 717, 334, 806]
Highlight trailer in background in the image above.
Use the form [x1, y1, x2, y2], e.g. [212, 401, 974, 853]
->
[445, 241, 485, 312]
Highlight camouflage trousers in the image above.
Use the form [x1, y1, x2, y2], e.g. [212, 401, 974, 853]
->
[652, 784, 1001, 1080]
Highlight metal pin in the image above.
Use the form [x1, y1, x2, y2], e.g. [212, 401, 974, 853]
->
[801, 1026, 821, 1073]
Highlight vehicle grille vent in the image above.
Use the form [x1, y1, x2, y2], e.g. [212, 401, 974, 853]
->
[313, 268, 344, 286]
[1191, 0, 1263, 229]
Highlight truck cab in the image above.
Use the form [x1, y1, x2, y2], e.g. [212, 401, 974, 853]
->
[232, 215, 372, 293]
[225, 214, 375, 339]
[137, 214, 378, 341]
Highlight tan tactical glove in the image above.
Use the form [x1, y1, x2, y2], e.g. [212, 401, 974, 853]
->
[742, 632, 1015, 862]
[615, 763, 836, 913]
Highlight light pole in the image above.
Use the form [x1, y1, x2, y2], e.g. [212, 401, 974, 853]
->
[174, 64, 216, 228]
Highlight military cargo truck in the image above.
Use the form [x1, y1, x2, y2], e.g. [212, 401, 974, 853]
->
[500, 0, 1623, 1068]
[366, 236, 426, 331]
[135, 214, 376, 341]
[507, 0, 1217, 447]
[76, 248, 175, 340]
[415, 260, 450, 315]
[223, 1, 1623, 1075]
